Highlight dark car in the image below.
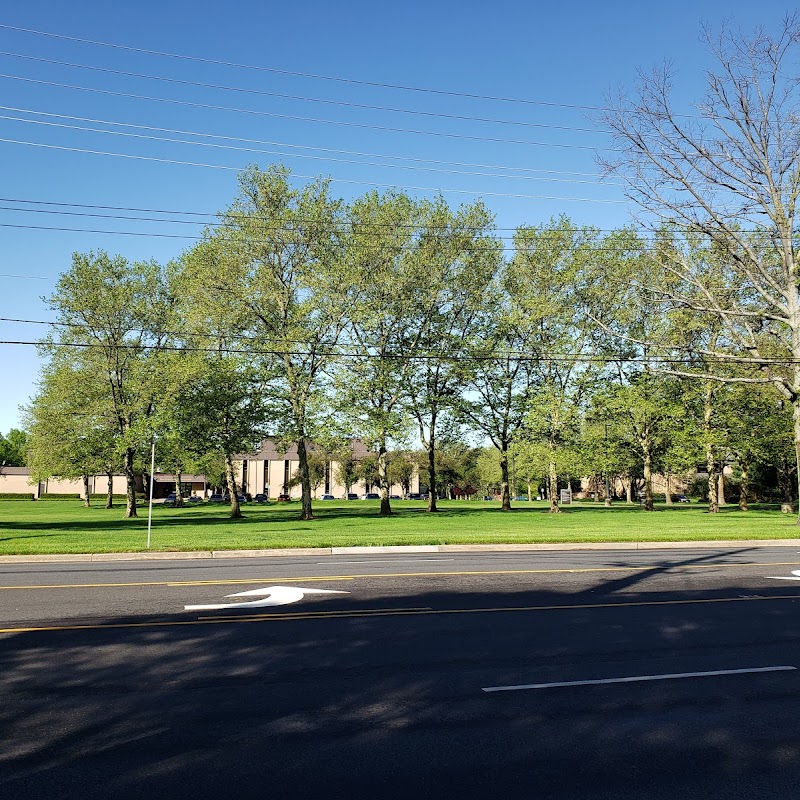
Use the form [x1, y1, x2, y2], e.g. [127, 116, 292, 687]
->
[277, 494, 292, 502]
[364, 493, 380, 500]
[321, 494, 335, 500]
[254, 493, 269, 504]
[408, 493, 421, 500]
[208, 493, 225, 503]
[346, 493, 358, 500]
[675, 494, 691, 503]
[164, 493, 177, 505]
[187, 495, 202, 504]
[389, 494, 400, 500]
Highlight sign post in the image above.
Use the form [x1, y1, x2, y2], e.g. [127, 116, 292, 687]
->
[146, 438, 155, 550]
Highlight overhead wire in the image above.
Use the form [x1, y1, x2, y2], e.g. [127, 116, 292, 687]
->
[0, 336, 791, 367]
[0, 112, 623, 185]
[0, 137, 627, 202]
[0, 51, 614, 135]
[0, 73, 618, 151]
[0, 22, 632, 113]
[0, 103, 611, 176]
[0, 197, 792, 237]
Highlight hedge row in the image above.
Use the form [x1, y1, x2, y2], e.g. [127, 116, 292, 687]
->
[0, 493, 35, 500]
[38, 494, 81, 501]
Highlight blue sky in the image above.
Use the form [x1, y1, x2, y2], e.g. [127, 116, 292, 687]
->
[0, 0, 788, 431]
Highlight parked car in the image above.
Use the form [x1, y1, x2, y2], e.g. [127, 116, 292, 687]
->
[321, 494, 335, 500]
[208, 493, 225, 503]
[346, 493, 358, 500]
[390, 494, 400, 500]
[187, 495, 202, 504]
[675, 494, 691, 503]
[276, 494, 292, 502]
[362, 492, 380, 500]
[408, 493, 421, 500]
[164, 493, 177, 505]
[254, 493, 269, 504]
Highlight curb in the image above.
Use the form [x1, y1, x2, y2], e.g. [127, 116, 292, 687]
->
[2, 538, 800, 564]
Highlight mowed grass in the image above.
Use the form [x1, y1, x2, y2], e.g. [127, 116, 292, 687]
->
[1, 498, 799, 554]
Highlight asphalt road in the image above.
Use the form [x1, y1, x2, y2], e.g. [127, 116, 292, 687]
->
[3, 546, 800, 799]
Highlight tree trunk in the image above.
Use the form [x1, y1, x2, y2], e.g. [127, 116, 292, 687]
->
[664, 474, 673, 506]
[704, 384, 719, 513]
[124, 447, 137, 518]
[548, 458, 560, 514]
[295, 438, 314, 521]
[225, 453, 242, 519]
[739, 461, 749, 511]
[426, 441, 438, 512]
[794, 399, 800, 523]
[642, 446, 654, 511]
[499, 445, 511, 511]
[82, 472, 90, 508]
[625, 478, 634, 504]
[377, 435, 391, 516]
[706, 450, 719, 513]
[780, 454, 794, 514]
[717, 472, 726, 507]
[527, 480, 532, 502]
[175, 470, 184, 508]
[105, 470, 113, 509]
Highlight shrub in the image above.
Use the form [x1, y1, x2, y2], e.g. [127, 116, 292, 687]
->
[0, 493, 36, 500]
[38, 493, 82, 501]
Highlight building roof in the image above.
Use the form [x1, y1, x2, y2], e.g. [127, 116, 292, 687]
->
[243, 438, 371, 460]
[0, 466, 30, 475]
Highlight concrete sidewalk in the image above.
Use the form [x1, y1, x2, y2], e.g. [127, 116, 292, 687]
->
[2, 538, 800, 563]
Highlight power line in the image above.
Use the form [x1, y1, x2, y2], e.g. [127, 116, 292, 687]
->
[3, 336, 792, 366]
[0, 22, 625, 113]
[0, 104, 612, 178]
[0, 112, 622, 186]
[0, 196, 791, 237]
[0, 50, 613, 135]
[0, 137, 628, 202]
[0, 73, 618, 152]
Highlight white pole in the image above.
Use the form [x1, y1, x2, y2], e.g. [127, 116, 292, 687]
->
[147, 438, 155, 550]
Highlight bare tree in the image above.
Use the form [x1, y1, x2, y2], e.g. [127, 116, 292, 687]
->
[603, 16, 800, 520]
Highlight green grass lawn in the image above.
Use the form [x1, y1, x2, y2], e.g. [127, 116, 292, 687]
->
[1, 498, 799, 555]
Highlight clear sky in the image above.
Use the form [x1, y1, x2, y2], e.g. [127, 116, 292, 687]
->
[0, 0, 789, 432]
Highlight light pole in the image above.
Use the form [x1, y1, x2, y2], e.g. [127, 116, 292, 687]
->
[146, 437, 156, 549]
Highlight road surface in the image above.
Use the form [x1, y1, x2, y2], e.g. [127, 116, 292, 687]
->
[3, 546, 800, 798]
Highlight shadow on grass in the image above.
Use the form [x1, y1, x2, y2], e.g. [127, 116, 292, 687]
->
[0, 500, 789, 540]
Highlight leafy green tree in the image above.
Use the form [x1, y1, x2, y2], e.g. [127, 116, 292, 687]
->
[0, 429, 28, 467]
[24, 355, 118, 507]
[403, 197, 497, 511]
[44, 251, 175, 517]
[337, 191, 422, 514]
[512, 218, 603, 513]
[459, 265, 534, 511]
[333, 449, 359, 498]
[186, 165, 347, 521]
[173, 356, 268, 518]
[604, 17, 800, 521]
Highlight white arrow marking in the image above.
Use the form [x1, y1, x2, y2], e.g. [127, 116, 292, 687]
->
[767, 569, 800, 581]
[184, 585, 348, 611]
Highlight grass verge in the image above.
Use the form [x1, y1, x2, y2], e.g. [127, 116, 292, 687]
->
[1, 499, 799, 555]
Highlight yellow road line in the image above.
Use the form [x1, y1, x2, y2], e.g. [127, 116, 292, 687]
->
[1, 561, 800, 591]
[1, 593, 799, 634]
